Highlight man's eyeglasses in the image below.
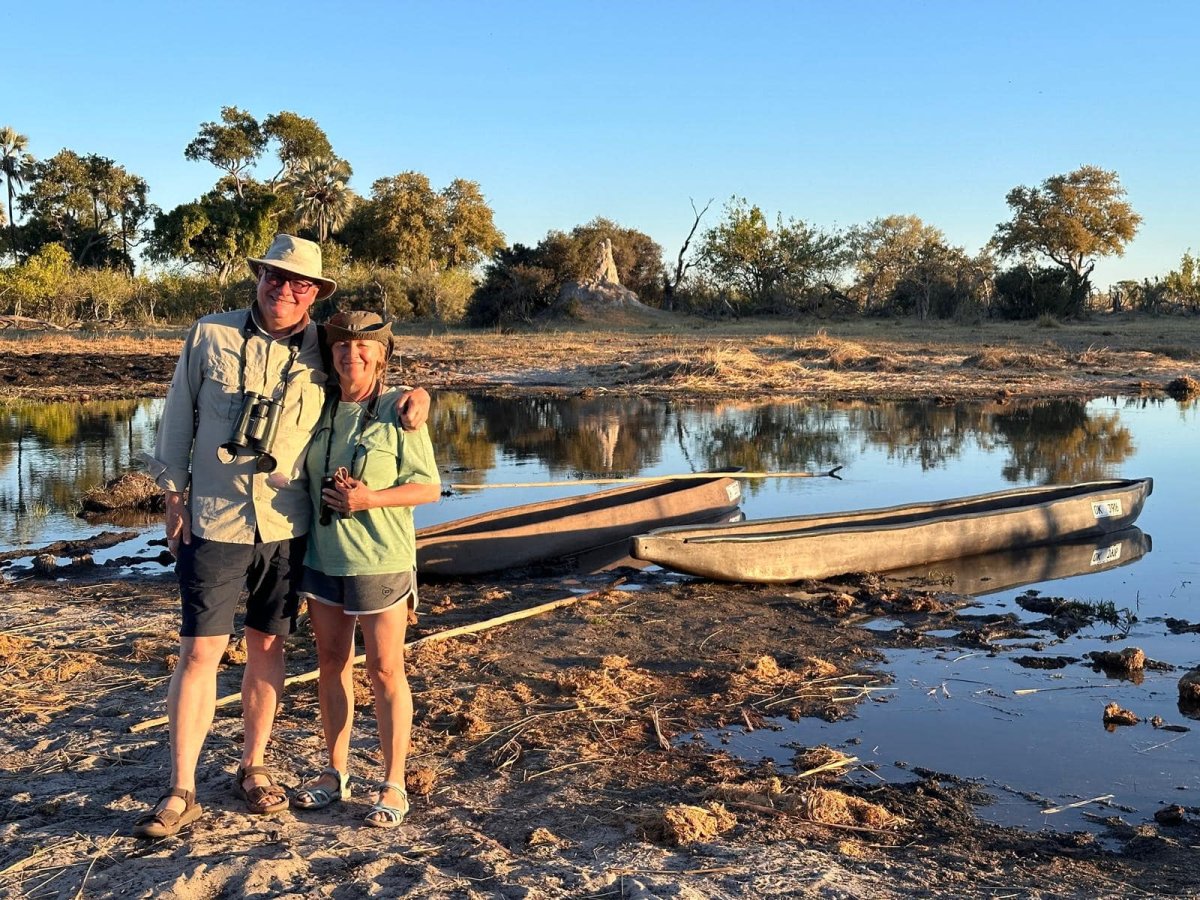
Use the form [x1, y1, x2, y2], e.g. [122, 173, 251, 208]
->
[260, 268, 317, 294]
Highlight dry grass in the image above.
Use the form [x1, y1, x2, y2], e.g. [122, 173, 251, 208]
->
[0, 332, 185, 356]
[80, 472, 164, 513]
[1166, 375, 1200, 399]
[803, 788, 906, 829]
[3, 314, 1200, 404]
[962, 347, 1059, 370]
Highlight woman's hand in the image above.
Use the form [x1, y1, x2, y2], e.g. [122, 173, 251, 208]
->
[324, 471, 377, 515]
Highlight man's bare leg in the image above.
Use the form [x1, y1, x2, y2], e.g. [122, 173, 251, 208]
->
[150, 634, 228, 817]
[238, 627, 287, 793]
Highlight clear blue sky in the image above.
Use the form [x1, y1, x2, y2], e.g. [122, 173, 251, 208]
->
[9, 0, 1198, 287]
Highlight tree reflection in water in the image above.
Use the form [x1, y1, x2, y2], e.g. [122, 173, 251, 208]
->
[0, 399, 156, 545]
[0, 394, 1144, 549]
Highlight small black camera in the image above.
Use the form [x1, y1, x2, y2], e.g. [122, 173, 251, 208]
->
[318, 476, 338, 526]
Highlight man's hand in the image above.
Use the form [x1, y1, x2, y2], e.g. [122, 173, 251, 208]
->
[397, 387, 431, 431]
[164, 491, 191, 558]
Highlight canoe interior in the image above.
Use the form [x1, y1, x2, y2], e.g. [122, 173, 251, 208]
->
[417, 469, 743, 576]
[418, 468, 742, 539]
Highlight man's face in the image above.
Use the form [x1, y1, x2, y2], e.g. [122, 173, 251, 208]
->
[255, 267, 319, 334]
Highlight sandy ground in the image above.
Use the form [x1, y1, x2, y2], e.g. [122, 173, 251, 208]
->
[2, 313, 1200, 898]
[3, 559, 1200, 899]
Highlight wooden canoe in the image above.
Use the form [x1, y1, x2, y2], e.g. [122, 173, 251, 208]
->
[879, 526, 1151, 598]
[416, 470, 743, 577]
[630, 478, 1152, 583]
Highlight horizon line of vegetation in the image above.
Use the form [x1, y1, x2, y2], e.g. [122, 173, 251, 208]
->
[2, 110, 1198, 328]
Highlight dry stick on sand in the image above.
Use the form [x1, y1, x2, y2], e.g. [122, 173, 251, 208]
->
[129, 579, 627, 733]
[1041, 794, 1115, 815]
[649, 707, 671, 750]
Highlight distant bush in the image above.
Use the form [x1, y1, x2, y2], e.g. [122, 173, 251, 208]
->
[993, 266, 1074, 320]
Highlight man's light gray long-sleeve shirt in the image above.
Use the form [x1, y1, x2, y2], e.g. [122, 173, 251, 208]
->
[146, 308, 328, 544]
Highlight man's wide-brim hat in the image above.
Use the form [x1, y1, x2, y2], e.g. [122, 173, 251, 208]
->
[248, 234, 337, 300]
[323, 310, 395, 355]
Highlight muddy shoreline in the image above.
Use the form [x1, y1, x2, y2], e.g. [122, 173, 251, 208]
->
[3, 317, 1200, 898]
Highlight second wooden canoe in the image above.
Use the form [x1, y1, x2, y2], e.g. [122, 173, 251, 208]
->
[417, 470, 743, 577]
[630, 477, 1152, 583]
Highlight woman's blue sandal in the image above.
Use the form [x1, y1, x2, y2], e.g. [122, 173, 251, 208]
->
[365, 781, 409, 828]
[293, 766, 350, 810]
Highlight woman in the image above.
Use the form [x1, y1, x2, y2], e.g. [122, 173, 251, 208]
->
[292, 310, 440, 827]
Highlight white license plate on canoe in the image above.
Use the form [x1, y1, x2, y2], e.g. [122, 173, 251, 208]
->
[1091, 542, 1123, 566]
[1091, 499, 1123, 518]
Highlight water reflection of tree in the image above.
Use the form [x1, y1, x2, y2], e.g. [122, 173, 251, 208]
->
[0, 400, 154, 545]
[417, 393, 1137, 494]
[992, 400, 1135, 483]
[464, 395, 669, 476]
[849, 401, 991, 471]
[682, 403, 846, 494]
[428, 392, 496, 486]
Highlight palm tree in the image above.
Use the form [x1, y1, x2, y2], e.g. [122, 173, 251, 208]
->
[286, 155, 355, 243]
[1, 126, 34, 261]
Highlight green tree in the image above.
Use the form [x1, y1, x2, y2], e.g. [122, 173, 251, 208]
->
[285, 155, 355, 243]
[1, 126, 35, 261]
[341, 172, 503, 271]
[698, 198, 775, 307]
[539, 217, 663, 301]
[184, 106, 266, 200]
[992, 165, 1141, 314]
[19, 150, 154, 271]
[466, 218, 662, 325]
[775, 217, 848, 312]
[342, 171, 441, 268]
[146, 184, 277, 283]
[262, 112, 332, 184]
[0, 242, 73, 320]
[467, 243, 559, 326]
[992, 265, 1073, 319]
[1163, 251, 1200, 313]
[440, 178, 505, 270]
[699, 197, 843, 312]
[847, 215, 949, 315]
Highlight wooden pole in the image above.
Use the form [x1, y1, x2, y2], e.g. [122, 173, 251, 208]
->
[448, 466, 842, 490]
[128, 581, 624, 733]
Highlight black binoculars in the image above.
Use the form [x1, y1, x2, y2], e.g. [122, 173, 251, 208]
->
[218, 391, 283, 473]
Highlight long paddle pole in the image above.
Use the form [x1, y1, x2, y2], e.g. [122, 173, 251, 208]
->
[447, 466, 842, 490]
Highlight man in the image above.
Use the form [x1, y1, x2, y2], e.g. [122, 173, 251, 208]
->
[133, 234, 430, 838]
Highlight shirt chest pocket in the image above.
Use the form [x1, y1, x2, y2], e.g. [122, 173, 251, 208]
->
[200, 356, 243, 423]
[292, 368, 328, 427]
[357, 424, 398, 486]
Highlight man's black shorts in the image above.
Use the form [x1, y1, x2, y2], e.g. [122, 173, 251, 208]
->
[176, 535, 305, 637]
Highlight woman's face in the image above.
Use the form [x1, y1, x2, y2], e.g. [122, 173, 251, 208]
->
[332, 339, 385, 385]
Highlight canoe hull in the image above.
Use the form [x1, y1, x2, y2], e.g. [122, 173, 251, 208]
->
[630, 478, 1152, 583]
[417, 473, 743, 577]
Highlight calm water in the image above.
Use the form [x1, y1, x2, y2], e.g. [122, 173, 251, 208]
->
[2, 393, 1198, 830]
